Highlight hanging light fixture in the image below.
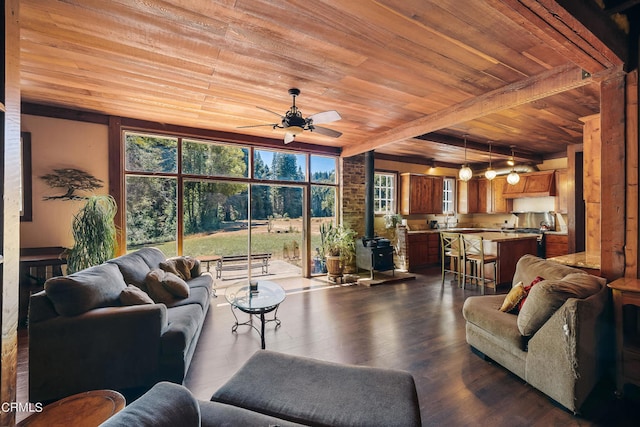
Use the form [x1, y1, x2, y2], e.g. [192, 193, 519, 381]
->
[506, 145, 520, 185]
[484, 141, 496, 180]
[458, 135, 473, 182]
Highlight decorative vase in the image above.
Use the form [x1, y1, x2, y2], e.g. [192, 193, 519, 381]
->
[325, 255, 343, 280]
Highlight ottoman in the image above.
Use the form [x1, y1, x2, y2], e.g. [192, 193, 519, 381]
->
[211, 350, 422, 427]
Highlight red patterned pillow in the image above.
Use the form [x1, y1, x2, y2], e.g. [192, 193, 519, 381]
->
[518, 276, 544, 312]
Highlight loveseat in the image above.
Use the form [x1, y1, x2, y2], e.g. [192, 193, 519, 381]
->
[462, 255, 610, 413]
[101, 350, 422, 427]
[28, 247, 213, 403]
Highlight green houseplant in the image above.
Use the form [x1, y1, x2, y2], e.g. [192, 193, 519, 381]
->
[321, 223, 357, 277]
[67, 195, 118, 273]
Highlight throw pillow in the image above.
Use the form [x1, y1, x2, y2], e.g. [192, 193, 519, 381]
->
[517, 275, 545, 312]
[517, 274, 603, 337]
[162, 272, 190, 299]
[120, 285, 154, 306]
[499, 281, 526, 313]
[145, 269, 177, 304]
[145, 269, 190, 304]
[160, 256, 197, 281]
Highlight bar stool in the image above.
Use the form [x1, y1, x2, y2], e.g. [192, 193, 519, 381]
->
[440, 232, 462, 287]
[461, 234, 497, 295]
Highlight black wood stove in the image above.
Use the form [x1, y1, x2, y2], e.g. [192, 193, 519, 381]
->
[356, 237, 395, 279]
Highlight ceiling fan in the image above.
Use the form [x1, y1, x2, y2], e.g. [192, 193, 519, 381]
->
[238, 88, 342, 144]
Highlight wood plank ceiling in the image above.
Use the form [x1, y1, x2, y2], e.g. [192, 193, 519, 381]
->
[19, 0, 629, 168]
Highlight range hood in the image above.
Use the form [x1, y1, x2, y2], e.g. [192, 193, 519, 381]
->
[503, 170, 556, 198]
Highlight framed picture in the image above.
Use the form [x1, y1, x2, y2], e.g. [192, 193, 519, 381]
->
[20, 132, 33, 222]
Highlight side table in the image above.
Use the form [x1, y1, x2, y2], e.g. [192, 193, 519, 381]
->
[17, 389, 125, 427]
[607, 277, 640, 397]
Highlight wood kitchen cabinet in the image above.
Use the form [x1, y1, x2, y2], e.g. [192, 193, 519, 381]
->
[503, 170, 556, 198]
[401, 174, 444, 215]
[545, 233, 569, 258]
[555, 169, 568, 214]
[491, 177, 512, 213]
[458, 178, 491, 214]
[407, 232, 440, 271]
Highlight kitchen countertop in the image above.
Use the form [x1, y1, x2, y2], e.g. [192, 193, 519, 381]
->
[467, 232, 539, 242]
[547, 252, 601, 270]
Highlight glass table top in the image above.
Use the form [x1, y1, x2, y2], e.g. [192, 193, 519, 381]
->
[225, 280, 286, 311]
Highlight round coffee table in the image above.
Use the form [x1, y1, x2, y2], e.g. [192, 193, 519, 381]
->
[225, 280, 285, 349]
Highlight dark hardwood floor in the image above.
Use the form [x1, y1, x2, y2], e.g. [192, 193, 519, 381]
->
[17, 267, 639, 426]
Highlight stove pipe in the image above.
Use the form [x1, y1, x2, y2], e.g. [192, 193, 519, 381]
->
[364, 151, 375, 239]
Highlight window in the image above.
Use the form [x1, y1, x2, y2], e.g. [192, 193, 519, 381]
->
[374, 172, 396, 214]
[443, 177, 455, 213]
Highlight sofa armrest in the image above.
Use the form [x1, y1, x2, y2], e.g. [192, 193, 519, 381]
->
[525, 285, 609, 412]
[190, 258, 202, 278]
[29, 304, 168, 403]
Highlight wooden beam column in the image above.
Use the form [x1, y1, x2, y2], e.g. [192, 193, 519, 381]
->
[625, 70, 639, 278]
[600, 72, 627, 280]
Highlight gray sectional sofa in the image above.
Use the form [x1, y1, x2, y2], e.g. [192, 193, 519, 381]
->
[28, 247, 213, 403]
[462, 255, 610, 413]
[101, 350, 423, 427]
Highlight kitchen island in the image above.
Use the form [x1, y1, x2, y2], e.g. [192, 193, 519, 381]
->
[462, 232, 539, 287]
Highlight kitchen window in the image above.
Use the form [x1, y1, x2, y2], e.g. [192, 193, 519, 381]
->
[443, 177, 455, 214]
[374, 172, 397, 214]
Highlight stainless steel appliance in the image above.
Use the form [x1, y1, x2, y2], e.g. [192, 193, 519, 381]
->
[509, 211, 556, 258]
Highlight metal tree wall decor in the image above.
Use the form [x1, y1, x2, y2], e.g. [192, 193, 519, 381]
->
[40, 168, 103, 200]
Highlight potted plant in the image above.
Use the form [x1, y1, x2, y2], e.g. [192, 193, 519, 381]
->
[321, 223, 356, 278]
[67, 194, 118, 273]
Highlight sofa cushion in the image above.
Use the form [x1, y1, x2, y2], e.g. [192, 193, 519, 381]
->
[512, 255, 584, 288]
[160, 256, 197, 280]
[44, 263, 127, 316]
[164, 286, 210, 311]
[463, 295, 526, 352]
[107, 253, 153, 292]
[499, 281, 526, 312]
[517, 272, 604, 336]
[135, 247, 168, 270]
[211, 350, 422, 427]
[146, 269, 190, 303]
[161, 304, 203, 358]
[120, 285, 154, 306]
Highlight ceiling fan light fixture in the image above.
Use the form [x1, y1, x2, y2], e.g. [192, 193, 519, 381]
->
[459, 134, 472, 182]
[287, 125, 304, 135]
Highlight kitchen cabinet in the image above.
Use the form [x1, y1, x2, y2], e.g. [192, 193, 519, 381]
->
[491, 177, 512, 213]
[545, 233, 569, 258]
[503, 171, 556, 198]
[458, 178, 491, 214]
[406, 232, 440, 271]
[555, 169, 568, 214]
[400, 174, 444, 215]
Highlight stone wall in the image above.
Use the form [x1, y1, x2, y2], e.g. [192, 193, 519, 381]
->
[340, 154, 365, 237]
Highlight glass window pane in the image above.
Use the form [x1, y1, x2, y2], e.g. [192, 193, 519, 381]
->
[311, 185, 336, 274]
[254, 149, 306, 182]
[310, 155, 337, 184]
[182, 140, 248, 178]
[126, 175, 177, 256]
[125, 132, 177, 173]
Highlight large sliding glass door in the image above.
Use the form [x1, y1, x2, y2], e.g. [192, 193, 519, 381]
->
[123, 131, 337, 281]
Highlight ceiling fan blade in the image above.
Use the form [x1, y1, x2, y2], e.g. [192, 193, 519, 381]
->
[312, 126, 342, 138]
[308, 110, 341, 125]
[237, 123, 278, 129]
[284, 132, 295, 144]
[256, 106, 285, 118]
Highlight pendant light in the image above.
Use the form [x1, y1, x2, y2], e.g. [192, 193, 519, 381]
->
[458, 135, 473, 182]
[484, 141, 496, 180]
[506, 145, 520, 185]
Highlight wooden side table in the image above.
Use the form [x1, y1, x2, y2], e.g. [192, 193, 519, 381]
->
[607, 278, 640, 397]
[17, 390, 125, 427]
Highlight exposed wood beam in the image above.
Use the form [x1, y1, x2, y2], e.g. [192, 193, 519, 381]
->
[342, 64, 589, 158]
[374, 152, 459, 170]
[415, 133, 544, 163]
[488, 0, 627, 73]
